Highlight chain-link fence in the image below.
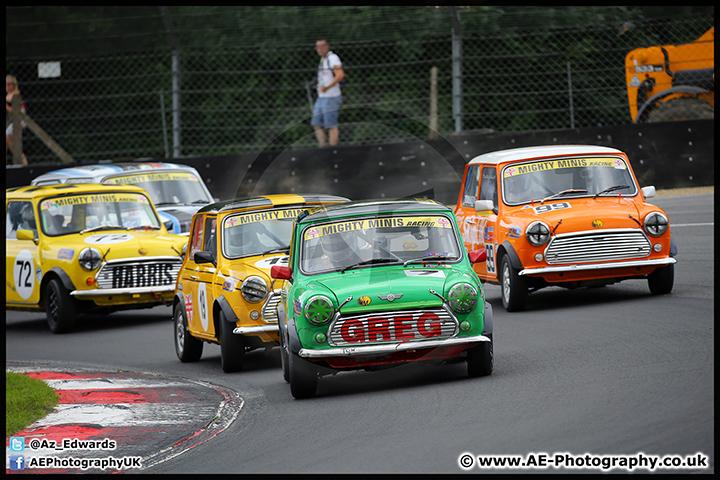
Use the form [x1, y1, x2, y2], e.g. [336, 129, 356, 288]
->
[5, 6, 714, 165]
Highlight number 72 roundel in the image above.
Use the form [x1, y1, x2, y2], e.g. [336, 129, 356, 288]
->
[13, 250, 37, 300]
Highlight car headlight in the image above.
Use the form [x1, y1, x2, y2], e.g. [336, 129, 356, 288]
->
[447, 283, 479, 313]
[644, 212, 668, 237]
[78, 247, 102, 271]
[304, 295, 335, 325]
[241, 276, 268, 303]
[526, 221, 550, 246]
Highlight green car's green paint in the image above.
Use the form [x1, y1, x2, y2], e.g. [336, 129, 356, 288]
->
[272, 199, 494, 399]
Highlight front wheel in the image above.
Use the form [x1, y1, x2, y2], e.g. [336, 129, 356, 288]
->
[219, 311, 245, 373]
[45, 278, 76, 333]
[467, 334, 493, 377]
[174, 303, 203, 362]
[280, 344, 290, 383]
[289, 351, 317, 399]
[499, 255, 528, 312]
[648, 263, 674, 295]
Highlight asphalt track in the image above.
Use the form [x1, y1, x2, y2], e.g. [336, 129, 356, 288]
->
[5, 189, 714, 474]
[5, 363, 242, 474]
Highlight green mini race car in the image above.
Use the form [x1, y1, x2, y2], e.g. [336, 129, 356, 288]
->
[271, 198, 493, 399]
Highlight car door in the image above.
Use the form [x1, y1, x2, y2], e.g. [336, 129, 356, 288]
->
[455, 164, 498, 281]
[6, 200, 42, 305]
[456, 164, 481, 250]
[476, 166, 499, 279]
[180, 214, 216, 340]
[196, 215, 218, 338]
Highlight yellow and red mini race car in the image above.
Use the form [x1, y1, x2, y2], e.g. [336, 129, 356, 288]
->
[173, 193, 349, 372]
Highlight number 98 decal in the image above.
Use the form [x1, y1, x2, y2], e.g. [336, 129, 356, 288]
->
[13, 250, 36, 300]
[533, 202, 571, 214]
[485, 243, 496, 274]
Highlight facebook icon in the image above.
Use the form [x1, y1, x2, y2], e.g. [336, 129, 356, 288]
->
[9, 455, 25, 470]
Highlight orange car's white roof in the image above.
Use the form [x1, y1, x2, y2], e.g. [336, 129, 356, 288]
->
[467, 145, 624, 166]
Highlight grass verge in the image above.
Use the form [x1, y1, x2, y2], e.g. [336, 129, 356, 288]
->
[6, 371, 60, 437]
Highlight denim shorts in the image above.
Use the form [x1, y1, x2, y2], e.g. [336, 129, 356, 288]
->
[311, 95, 342, 128]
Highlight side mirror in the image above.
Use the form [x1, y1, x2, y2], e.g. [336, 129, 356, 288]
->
[193, 251, 214, 265]
[16, 229, 38, 244]
[468, 248, 487, 263]
[474, 199, 494, 212]
[16, 229, 36, 241]
[271, 265, 292, 280]
[641, 186, 656, 199]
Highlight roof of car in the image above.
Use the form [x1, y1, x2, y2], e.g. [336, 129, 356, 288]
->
[6, 183, 149, 199]
[30, 162, 201, 184]
[467, 145, 624, 166]
[299, 198, 450, 222]
[197, 194, 351, 214]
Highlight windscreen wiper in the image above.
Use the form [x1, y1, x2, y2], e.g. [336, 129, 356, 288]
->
[341, 257, 401, 273]
[128, 225, 161, 230]
[260, 246, 290, 256]
[541, 189, 588, 204]
[79, 225, 124, 234]
[403, 255, 456, 266]
[594, 185, 630, 199]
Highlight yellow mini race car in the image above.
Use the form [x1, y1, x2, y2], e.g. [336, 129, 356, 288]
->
[173, 193, 349, 372]
[6, 184, 189, 333]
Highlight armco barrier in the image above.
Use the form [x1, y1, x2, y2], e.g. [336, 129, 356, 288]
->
[5, 119, 713, 206]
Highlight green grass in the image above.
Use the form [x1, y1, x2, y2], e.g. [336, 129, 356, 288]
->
[6, 371, 60, 437]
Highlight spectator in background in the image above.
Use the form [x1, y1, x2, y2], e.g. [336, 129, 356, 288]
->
[6, 74, 28, 165]
[311, 39, 344, 148]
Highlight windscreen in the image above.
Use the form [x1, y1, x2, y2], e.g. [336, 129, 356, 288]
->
[502, 156, 638, 205]
[300, 214, 462, 274]
[103, 171, 212, 206]
[222, 207, 308, 258]
[39, 192, 161, 236]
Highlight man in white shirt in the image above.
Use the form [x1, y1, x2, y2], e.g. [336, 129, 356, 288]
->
[311, 39, 345, 147]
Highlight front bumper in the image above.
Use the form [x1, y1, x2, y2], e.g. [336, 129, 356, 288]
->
[233, 324, 279, 335]
[518, 257, 676, 277]
[71, 285, 174, 297]
[299, 334, 490, 359]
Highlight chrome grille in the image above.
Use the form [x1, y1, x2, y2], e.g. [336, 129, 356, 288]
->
[261, 290, 282, 324]
[95, 259, 182, 289]
[328, 308, 458, 347]
[545, 229, 651, 265]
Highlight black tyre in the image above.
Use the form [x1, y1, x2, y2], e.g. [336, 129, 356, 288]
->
[278, 320, 290, 382]
[219, 310, 245, 373]
[467, 334, 493, 377]
[499, 255, 528, 312]
[280, 344, 290, 383]
[289, 351, 317, 399]
[174, 303, 203, 362]
[646, 97, 714, 123]
[648, 263, 674, 295]
[45, 278, 76, 333]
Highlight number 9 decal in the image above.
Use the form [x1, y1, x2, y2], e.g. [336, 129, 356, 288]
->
[14, 250, 36, 300]
[198, 282, 209, 332]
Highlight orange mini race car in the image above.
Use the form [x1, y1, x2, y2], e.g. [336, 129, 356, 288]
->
[454, 145, 677, 311]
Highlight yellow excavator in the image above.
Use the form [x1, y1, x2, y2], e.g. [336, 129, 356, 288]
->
[625, 27, 714, 123]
